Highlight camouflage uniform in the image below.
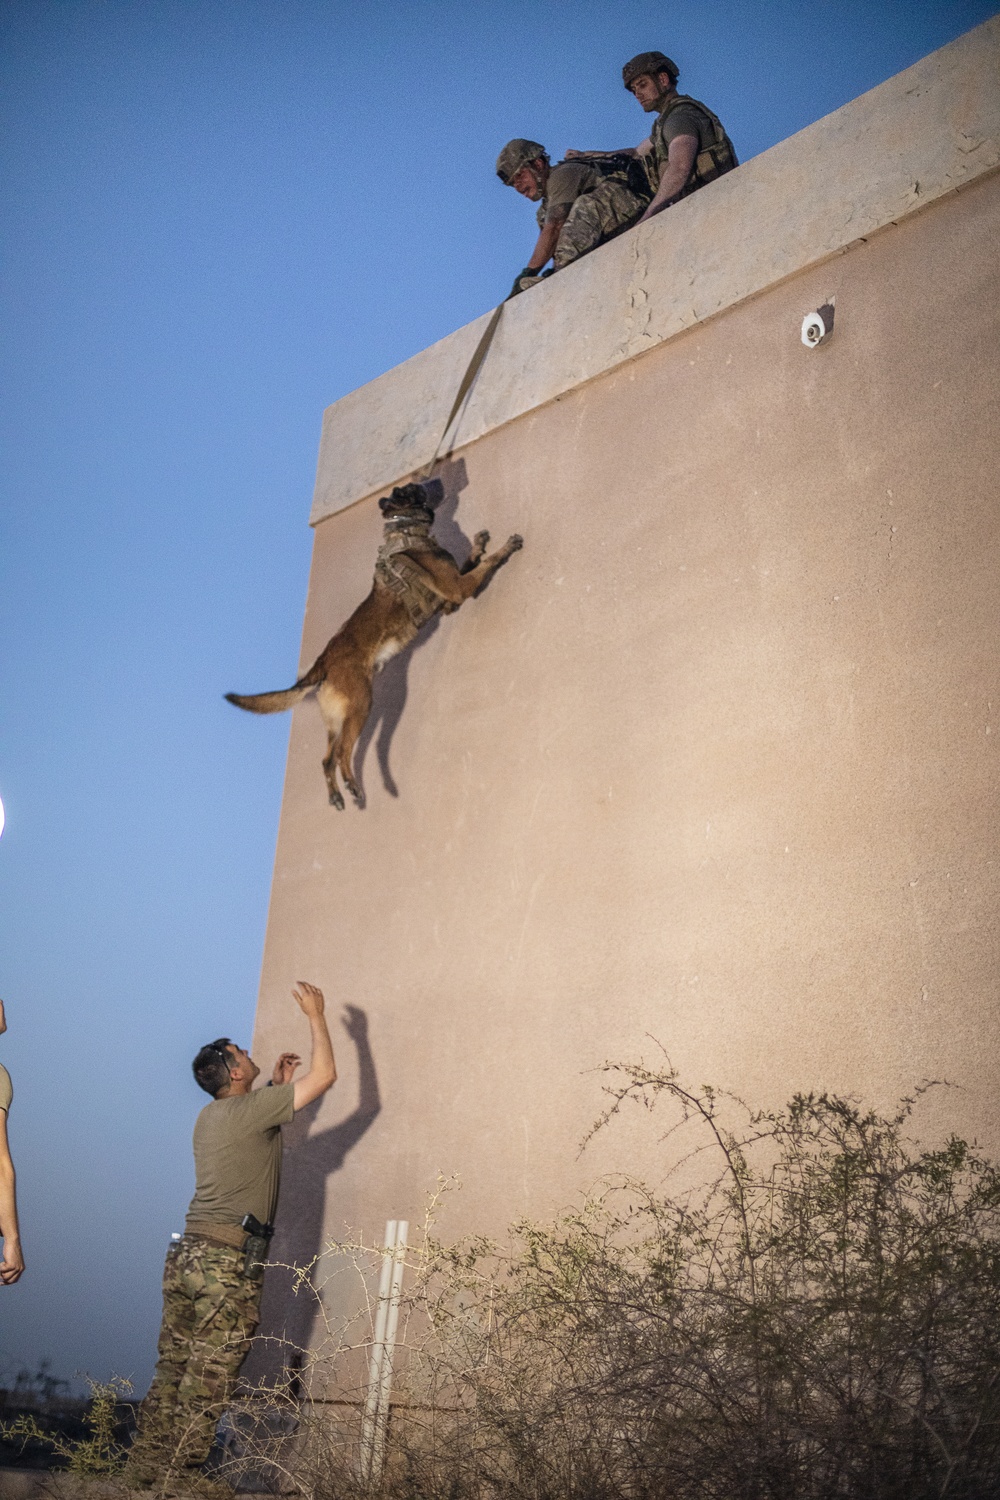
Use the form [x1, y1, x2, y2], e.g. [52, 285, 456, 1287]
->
[550, 176, 647, 269]
[496, 139, 648, 285]
[124, 1236, 261, 1484]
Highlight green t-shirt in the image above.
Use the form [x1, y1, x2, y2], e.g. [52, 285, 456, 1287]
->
[652, 101, 714, 161]
[0, 1064, 11, 1114]
[648, 95, 735, 196]
[185, 1083, 295, 1231]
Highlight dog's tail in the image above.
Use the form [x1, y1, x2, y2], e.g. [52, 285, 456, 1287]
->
[225, 659, 324, 716]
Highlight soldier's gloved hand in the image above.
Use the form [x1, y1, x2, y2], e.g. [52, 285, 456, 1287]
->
[507, 267, 538, 299]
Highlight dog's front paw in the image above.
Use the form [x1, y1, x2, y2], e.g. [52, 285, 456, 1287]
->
[473, 530, 490, 550]
[508, 534, 524, 551]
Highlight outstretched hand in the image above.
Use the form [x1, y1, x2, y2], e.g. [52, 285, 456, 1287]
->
[272, 1052, 301, 1085]
[292, 981, 325, 1018]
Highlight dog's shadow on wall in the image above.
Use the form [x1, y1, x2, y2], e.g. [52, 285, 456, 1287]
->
[354, 455, 475, 801]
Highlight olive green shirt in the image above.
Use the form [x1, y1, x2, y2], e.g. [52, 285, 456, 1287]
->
[648, 95, 734, 197]
[185, 1083, 294, 1231]
[651, 101, 713, 164]
[0, 1064, 11, 1114]
[536, 160, 600, 227]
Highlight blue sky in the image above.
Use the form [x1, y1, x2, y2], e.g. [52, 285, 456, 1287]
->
[2, 0, 996, 1394]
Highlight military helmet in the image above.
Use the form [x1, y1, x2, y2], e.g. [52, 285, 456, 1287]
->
[496, 138, 549, 185]
[622, 51, 680, 90]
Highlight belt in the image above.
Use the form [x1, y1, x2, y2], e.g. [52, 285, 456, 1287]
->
[186, 1221, 248, 1250]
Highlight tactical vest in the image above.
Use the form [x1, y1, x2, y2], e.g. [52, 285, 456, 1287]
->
[374, 524, 450, 630]
[647, 94, 738, 201]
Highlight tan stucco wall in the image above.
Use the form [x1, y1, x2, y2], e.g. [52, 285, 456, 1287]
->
[250, 164, 1000, 1366]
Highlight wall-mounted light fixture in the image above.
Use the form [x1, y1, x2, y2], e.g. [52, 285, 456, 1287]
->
[801, 302, 835, 348]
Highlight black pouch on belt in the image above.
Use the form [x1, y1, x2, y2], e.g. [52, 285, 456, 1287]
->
[241, 1214, 275, 1280]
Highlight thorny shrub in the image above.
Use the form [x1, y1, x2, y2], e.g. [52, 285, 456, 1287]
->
[0, 1378, 132, 1475]
[158, 1064, 1000, 1499]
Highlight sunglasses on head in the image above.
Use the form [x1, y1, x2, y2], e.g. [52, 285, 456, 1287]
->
[205, 1038, 235, 1064]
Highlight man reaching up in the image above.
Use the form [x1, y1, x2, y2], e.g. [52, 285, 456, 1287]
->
[125, 982, 338, 1491]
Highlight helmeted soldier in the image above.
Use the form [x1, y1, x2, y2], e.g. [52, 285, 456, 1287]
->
[567, 51, 737, 222]
[496, 136, 650, 297]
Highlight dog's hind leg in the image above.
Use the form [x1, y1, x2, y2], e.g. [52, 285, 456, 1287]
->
[322, 733, 345, 810]
[336, 685, 373, 808]
[317, 685, 349, 810]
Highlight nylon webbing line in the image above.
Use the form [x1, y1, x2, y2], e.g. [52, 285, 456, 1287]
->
[423, 302, 504, 479]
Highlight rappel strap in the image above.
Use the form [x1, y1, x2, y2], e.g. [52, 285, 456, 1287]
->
[423, 302, 505, 479]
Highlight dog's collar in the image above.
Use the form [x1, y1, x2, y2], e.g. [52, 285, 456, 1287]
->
[383, 521, 433, 536]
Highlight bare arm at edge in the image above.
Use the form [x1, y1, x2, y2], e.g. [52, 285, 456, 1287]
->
[291, 983, 337, 1110]
[526, 213, 566, 272]
[639, 133, 698, 220]
[565, 139, 652, 159]
[0, 1110, 24, 1285]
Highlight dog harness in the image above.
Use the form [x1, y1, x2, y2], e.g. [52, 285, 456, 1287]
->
[375, 523, 452, 630]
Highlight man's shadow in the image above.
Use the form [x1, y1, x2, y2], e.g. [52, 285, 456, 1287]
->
[251, 1006, 381, 1381]
[355, 455, 482, 802]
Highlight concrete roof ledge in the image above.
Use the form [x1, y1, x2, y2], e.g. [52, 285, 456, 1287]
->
[310, 15, 1000, 525]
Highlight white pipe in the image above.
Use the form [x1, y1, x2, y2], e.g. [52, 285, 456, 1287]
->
[359, 1220, 396, 1481]
[370, 1220, 408, 1479]
[359, 1219, 408, 1485]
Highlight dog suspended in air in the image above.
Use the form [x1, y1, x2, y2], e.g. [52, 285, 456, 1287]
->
[226, 481, 523, 808]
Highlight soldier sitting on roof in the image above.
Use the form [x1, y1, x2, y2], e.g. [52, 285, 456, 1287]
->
[567, 51, 737, 223]
[496, 137, 650, 297]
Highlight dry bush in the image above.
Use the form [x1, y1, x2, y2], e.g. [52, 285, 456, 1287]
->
[199, 1065, 1000, 1499]
[0, 1378, 132, 1476]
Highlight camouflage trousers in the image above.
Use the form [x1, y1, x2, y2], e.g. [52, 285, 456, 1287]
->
[553, 178, 648, 270]
[125, 1236, 261, 1484]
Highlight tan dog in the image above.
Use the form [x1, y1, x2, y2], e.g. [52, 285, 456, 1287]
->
[226, 482, 523, 808]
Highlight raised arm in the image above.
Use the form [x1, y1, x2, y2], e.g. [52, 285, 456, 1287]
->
[0, 1110, 24, 1285]
[291, 982, 337, 1110]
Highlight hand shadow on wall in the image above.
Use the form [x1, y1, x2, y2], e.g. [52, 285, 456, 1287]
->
[354, 455, 473, 802]
[250, 1005, 381, 1380]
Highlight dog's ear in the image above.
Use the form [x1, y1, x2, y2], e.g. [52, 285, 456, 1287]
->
[421, 477, 445, 509]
